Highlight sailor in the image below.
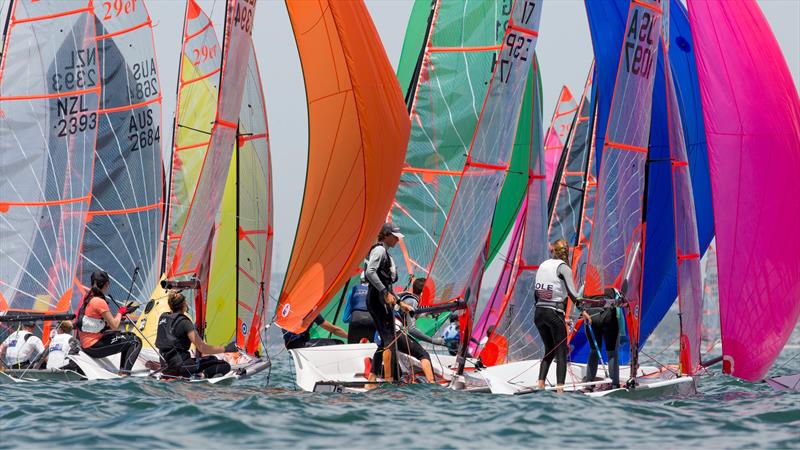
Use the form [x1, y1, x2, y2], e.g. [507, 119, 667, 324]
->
[45, 321, 81, 371]
[441, 315, 461, 356]
[155, 291, 235, 379]
[75, 270, 142, 374]
[583, 290, 621, 389]
[281, 314, 348, 350]
[365, 223, 402, 383]
[533, 239, 585, 392]
[0, 321, 44, 369]
[343, 273, 375, 344]
[389, 277, 445, 383]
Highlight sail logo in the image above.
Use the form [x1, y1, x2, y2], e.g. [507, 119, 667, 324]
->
[281, 303, 291, 318]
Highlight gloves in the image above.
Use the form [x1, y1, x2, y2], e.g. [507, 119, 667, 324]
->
[118, 301, 139, 316]
[224, 342, 239, 353]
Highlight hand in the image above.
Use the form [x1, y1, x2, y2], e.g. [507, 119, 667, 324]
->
[432, 337, 446, 346]
[582, 310, 592, 325]
[566, 319, 574, 328]
[399, 302, 414, 314]
[119, 301, 139, 316]
[384, 291, 396, 306]
[224, 342, 238, 353]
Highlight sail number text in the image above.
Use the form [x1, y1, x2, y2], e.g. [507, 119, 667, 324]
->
[130, 58, 159, 102]
[233, 0, 255, 35]
[623, 8, 658, 79]
[55, 96, 96, 137]
[128, 108, 160, 152]
[497, 32, 533, 84]
[53, 49, 97, 92]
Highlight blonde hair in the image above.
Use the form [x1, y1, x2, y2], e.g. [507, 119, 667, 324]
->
[552, 239, 570, 262]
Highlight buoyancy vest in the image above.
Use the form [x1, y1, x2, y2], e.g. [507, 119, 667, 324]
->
[368, 243, 397, 290]
[75, 296, 110, 334]
[349, 283, 369, 312]
[155, 312, 191, 355]
[534, 259, 568, 312]
[46, 333, 75, 369]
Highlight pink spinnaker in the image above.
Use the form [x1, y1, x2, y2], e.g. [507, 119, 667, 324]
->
[689, 0, 800, 381]
[543, 86, 577, 197]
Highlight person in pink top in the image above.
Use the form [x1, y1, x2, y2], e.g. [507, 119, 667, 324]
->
[75, 271, 142, 374]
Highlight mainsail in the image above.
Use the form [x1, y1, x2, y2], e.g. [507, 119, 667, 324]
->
[584, 0, 663, 369]
[546, 65, 595, 261]
[423, 0, 543, 313]
[388, 0, 520, 285]
[275, 0, 410, 333]
[0, 1, 99, 334]
[661, 28, 702, 376]
[689, 0, 800, 381]
[75, 0, 163, 306]
[472, 54, 547, 362]
[171, 0, 256, 284]
[543, 86, 577, 197]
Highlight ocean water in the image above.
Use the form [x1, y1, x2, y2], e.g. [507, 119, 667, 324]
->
[1, 348, 798, 449]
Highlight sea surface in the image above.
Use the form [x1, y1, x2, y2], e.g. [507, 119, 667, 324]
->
[1, 345, 798, 449]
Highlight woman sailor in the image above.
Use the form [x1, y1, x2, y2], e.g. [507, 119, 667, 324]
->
[75, 271, 142, 374]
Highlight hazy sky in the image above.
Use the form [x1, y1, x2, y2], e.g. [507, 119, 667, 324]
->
[127, 0, 800, 273]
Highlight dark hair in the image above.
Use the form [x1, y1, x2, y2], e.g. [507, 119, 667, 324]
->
[82, 270, 109, 304]
[168, 291, 186, 312]
[412, 277, 426, 295]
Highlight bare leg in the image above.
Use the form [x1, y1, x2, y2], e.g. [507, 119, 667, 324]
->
[382, 349, 393, 382]
[537, 379, 545, 389]
[421, 359, 434, 383]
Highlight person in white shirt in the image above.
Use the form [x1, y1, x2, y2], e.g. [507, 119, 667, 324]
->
[46, 321, 81, 371]
[0, 321, 45, 369]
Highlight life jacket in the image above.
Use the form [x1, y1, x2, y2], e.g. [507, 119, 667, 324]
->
[534, 259, 568, 312]
[367, 243, 397, 291]
[46, 333, 74, 369]
[349, 283, 369, 312]
[155, 312, 191, 355]
[74, 295, 110, 334]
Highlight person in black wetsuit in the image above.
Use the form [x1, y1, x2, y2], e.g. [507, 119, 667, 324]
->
[533, 239, 586, 393]
[392, 277, 446, 383]
[156, 291, 235, 379]
[281, 314, 347, 350]
[583, 290, 621, 389]
[365, 223, 402, 384]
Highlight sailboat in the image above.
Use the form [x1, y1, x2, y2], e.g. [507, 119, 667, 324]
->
[543, 86, 577, 198]
[273, 0, 410, 392]
[82, 0, 273, 382]
[0, 0, 167, 381]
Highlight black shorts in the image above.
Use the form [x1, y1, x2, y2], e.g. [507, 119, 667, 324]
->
[395, 334, 430, 361]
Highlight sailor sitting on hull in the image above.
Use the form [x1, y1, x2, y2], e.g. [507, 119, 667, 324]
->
[75, 271, 142, 375]
[45, 321, 82, 372]
[0, 321, 44, 369]
[534, 239, 586, 393]
[156, 291, 236, 379]
[281, 314, 347, 350]
[343, 274, 375, 344]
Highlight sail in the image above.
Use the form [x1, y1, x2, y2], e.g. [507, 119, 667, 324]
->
[423, 0, 543, 309]
[701, 242, 719, 354]
[486, 57, 546, 362]
[689, 0, 800, 381]
[275, 0, 410, 333]
[547, 65, 595, 255]
[388, 0, 518, 284]
[72, 0, 163, 308]
[164, 0, 222, 270]
[0, 1, 99, 331]
[662, 35, 702, 376]
[584, 0, 663, 363]
[171, 0, 256, 279]
[543, 86, 577, 197]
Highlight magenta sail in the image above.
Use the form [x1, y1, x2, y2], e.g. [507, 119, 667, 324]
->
[543, 86, 577, 198]
[689, 0, 800, 381]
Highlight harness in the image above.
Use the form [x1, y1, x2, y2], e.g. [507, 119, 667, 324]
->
[155, 312, 191, 356]
[74, 296, 110, 334]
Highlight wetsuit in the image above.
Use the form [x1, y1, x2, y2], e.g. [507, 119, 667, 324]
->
[533, 259, 580, 386]
[282, 315, 342, 350]
[343, 283, 375, 344]
[364, 242, 398, 378]
[584, 300, 621, 388]
[156, 312, 231, 379]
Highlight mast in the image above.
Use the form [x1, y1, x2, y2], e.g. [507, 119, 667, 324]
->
[0, 0, 13, 63]
[161, 0, 192, 275]
[235, 124, 241, 339]
[403, 0, 435, 110]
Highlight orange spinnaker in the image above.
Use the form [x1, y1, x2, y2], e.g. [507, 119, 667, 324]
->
[276, 0, 410, 333]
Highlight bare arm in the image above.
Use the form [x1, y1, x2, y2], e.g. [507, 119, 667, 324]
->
[100, 310, 123, 330]
[321, 321, 348, 339]
[187, 329, 226, 355]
